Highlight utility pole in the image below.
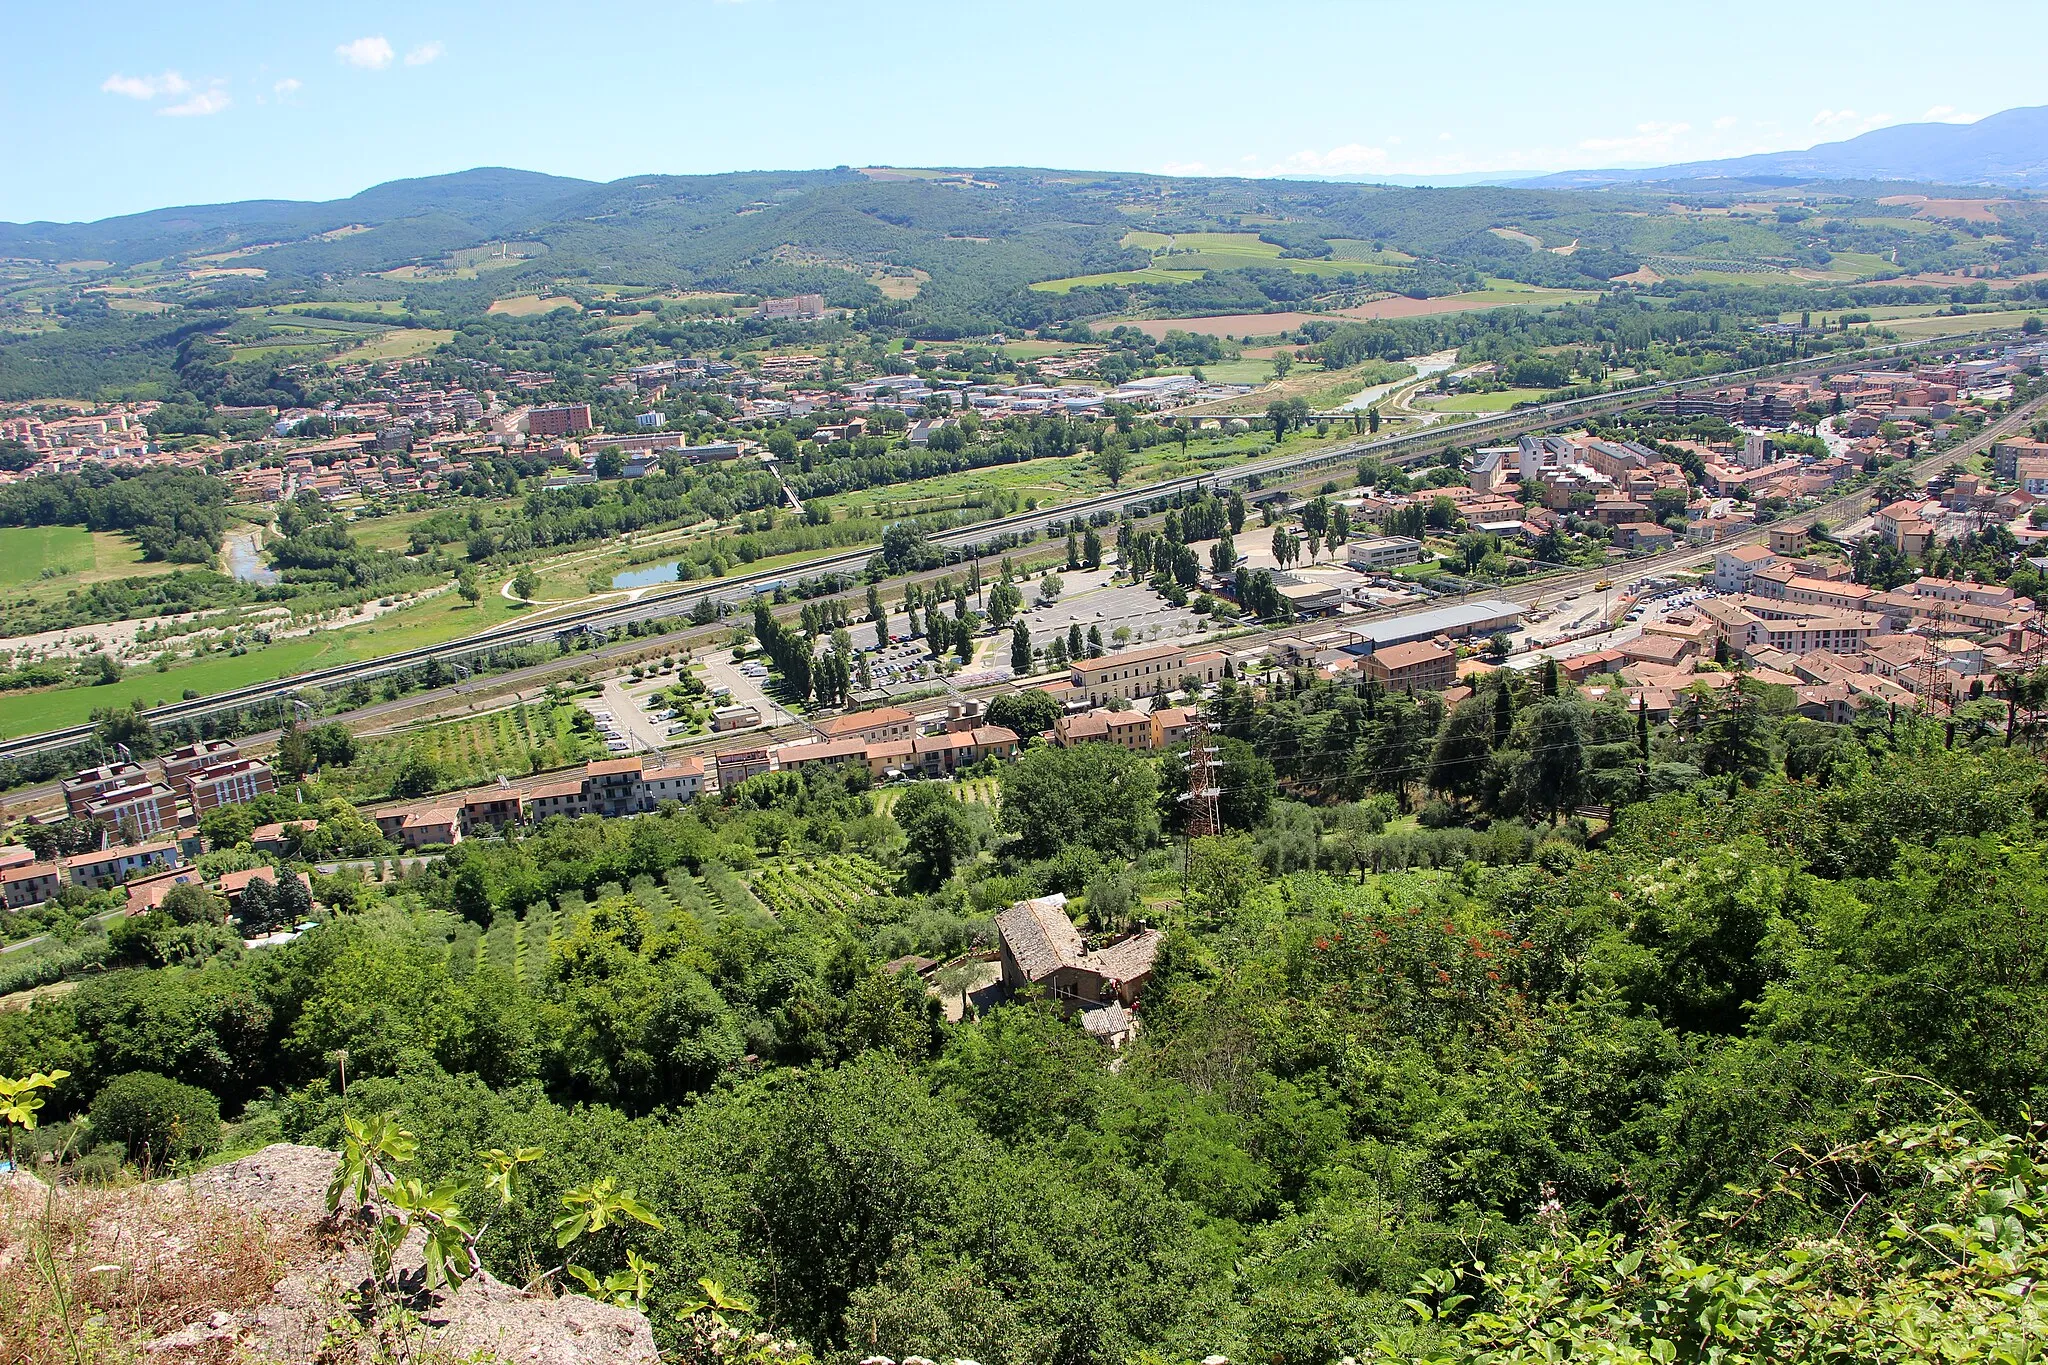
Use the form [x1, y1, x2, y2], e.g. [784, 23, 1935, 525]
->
[1177, 701, 1223, 904]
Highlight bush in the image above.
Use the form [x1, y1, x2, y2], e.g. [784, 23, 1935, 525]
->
[1416, 799, 1462, 829]
[88, 1071, 222, 1166]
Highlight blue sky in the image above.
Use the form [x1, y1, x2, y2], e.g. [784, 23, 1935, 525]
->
[8, 0, 2046, 223]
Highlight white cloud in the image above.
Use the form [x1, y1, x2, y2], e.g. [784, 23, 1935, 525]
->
[1811, 108, 1895, 134]
[404, 41, 444, 66]
[101, 71, 189, 100]
[1579, 121, 1692, 159]
[160, 85, 231, 117]
[273, 77, 301, 98]
[1438, 132, 1454, 142]
[1263, 143, 1391, 176]
[1920, 105, 1983, 124]
[336, 36, 395, 70]
[1713, 115, 1740, 130]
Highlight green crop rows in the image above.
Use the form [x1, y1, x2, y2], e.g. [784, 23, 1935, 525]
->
[748, 854, 895, 918]
[326, 702, 599, 802]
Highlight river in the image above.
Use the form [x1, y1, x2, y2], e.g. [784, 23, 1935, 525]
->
[224, 530, 280, 585]
[1337, 350, 1461, 409]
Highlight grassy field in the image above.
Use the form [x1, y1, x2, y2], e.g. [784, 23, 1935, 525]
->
[1190, 358, 1275, 385]
[0, 588, 538, 738]
[322, 701, 598, 802]
[1030, 268, 1206, 294]
[269, 298, 411, 315]
[1415, 387, 1554, 413]
[487, 294, 579, 316]
[342, 328, 455, 362]
[816, 424, 1323, 522]
[1866, 310, 2043, 339]
[1327, 240, 1417, 265]
[1061, 232, 1407, 292]
[0, 525, 163, 590]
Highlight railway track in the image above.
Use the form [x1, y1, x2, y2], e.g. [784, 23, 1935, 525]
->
[0, 328, 2018, 762]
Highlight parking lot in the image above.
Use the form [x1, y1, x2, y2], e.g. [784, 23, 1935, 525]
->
[698, 652, 798, 732]
[579, 679, 673, 754]
[1010, 574, 1218, 663]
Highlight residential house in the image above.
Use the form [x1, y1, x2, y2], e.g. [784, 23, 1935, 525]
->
[1363, 640, 1458, 692]
[715, 748, 773, 792]
[995, 893, 1163, 1019]
[813, 706, 916, 745]
[2, 861, 61, 910]
[1711, 544, 1779, 593]
[65, 841, 181, 890]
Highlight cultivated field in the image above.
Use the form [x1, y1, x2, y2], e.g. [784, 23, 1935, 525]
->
[322, 701, 599, 802]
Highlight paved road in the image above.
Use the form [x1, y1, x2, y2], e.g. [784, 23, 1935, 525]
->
[9, 335, 1983, 765]
[4, 384, 2039, 821]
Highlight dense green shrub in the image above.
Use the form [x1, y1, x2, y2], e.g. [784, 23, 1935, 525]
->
[88, 1070, 222, 1165]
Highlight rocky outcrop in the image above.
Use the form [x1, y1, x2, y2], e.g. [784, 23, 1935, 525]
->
[3, 1143, 659, 1365]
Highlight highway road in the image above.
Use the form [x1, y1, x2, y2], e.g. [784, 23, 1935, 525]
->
[5, 380, 2037, 821]
[0, 327, 2024, 767]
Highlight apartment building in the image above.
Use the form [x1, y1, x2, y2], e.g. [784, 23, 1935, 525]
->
[161, 740, 240, 789]
[527, 403, 594, 437]
[185, 759, 277, 816]
[86, 782, 181, 838]
[1055, 709, 1156, 751]
[61, 763, 148, 818]
[1052, 707, 1201, 751]
[1711, 544, 1779, 593]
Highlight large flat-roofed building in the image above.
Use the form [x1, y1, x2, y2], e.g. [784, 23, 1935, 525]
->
[759, 294, 826, 320]
[62, 763, 148, 818]
[1347, 536, 1425, 571]
[1343, 599, 1524, 656]
[527, 403, 594, 438]
[813, 707, 916, 744]
[86, 782, 181, 838]
[186, 759, 277, 815]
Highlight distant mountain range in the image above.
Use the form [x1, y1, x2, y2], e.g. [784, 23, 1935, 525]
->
[0, 168, 596, 264]
[1508, 105, 2048, 190]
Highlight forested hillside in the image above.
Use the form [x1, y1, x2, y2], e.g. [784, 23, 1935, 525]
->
[6, 695, 2048, 1362]
[6, 162, 2045, 401]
